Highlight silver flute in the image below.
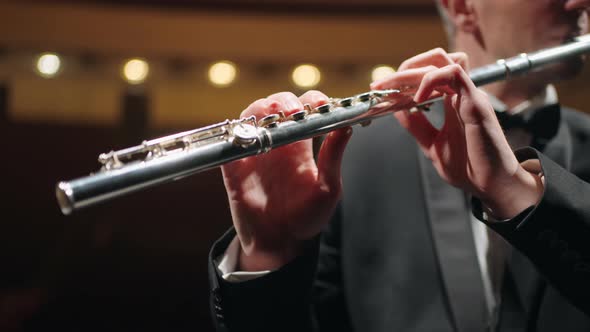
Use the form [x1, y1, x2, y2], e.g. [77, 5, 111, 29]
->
[56, 34, 590, 215]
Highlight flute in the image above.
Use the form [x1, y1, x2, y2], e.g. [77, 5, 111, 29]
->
[56, 34, 590, 215]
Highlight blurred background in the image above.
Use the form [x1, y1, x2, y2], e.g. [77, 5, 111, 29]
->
[0, 0, 588, 331]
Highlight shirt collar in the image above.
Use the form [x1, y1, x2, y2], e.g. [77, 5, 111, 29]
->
[486, 85, 559, 115]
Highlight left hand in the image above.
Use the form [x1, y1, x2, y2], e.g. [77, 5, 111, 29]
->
[371, 48, 544, 219]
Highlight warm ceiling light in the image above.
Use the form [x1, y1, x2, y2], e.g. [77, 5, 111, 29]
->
[371, 65, 396, 82]
[208, 61, 237, 87]
[36, 53, 61, 78]
[122, 58, 149, 84]
[292, 64, 321, 88]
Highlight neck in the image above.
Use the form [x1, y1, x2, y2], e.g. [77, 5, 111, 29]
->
[454, 33, 548, 109]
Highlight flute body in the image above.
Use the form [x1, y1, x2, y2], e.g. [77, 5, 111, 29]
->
[56, 34, 590, 215]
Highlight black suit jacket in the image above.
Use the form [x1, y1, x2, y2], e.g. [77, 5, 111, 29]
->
[208, 106, 590, 332]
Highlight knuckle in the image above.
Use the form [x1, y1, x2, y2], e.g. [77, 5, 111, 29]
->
[251, 97, 266, 104]
[268, 91, 295, 101]
[286, 91, 299, 99]
[424, 68, 439, 80]
[433, 47, 446, 55]
[298, 90, 313, 99]
[284, 91, 299, 100]
[448, 64, 463, 77]
[266, 99, 282, 109]
[450, 51, 467, 61]
[239, 110, 249, 118]
[450, 63, 463, 71]
[425, 65, 439, 72]
[432, 48, 449, 61]
[241, 98, 265, 118]
[305, 89, 323, 95]
[398, 59, 410, 70]
[422, 73, 434, 86]
[301, 89, 328, 102]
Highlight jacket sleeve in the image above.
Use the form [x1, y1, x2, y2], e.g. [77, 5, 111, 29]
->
[473, 147, 590, 315]
[207, 206, 353, 332]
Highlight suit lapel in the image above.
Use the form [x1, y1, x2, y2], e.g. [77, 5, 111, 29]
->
[418, 152, 488, 332]
[417, 104, 489, 332]
[342, 116, 459, 332]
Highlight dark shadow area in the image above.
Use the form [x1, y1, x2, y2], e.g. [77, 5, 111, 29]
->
[0, 119, 231, 331]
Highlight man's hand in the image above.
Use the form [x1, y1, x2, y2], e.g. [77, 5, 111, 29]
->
[371, 49, 544, 220]
[221, 91, 352, 271]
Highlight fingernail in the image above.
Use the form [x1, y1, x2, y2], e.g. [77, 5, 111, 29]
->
[284, 98, 302, 112]
[307, 91, 328, 105]
[266, 100, 281, 111]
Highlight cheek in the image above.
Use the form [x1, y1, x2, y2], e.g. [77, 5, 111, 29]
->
[475, 0, 562, 55]
[477, 1, 531, 35]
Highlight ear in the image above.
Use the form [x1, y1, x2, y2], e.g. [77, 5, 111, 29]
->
[442, 0, 478, 33]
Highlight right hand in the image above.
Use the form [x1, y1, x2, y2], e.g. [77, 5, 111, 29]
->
[221, 91, 353, 271]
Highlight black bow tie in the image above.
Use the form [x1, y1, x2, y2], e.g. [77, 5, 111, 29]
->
[495, 103, 561, 150]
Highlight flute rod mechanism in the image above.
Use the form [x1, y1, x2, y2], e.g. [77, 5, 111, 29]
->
[56, 34, 590, 215]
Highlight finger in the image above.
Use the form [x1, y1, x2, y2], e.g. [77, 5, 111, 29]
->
[398, 48, 468, 71]
[459, 88, 498, 126]
[398, 48, 449, 71]
[316, 127, 353, 192]
[414, 64, 478, 103]
[442, 94, 466, 151]
[267, 92, 303, 116]
[414, 65, 498, 126]
[370, 66, 438, 91]
[430, 95, 468, 187]
[449, 52, 469, 70]
[432, 85, 456, 97]
[393, 110, 439, 153]
[240, 98, 281, 119]
[299, 90, 330, 108]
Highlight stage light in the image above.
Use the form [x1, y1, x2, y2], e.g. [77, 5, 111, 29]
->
[292, 64, 321, 88]
[36, 53, 61, 78]
[123, 58, 149, 84]
[371, 65, 396, 82]
[208, 61, 237, 87]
